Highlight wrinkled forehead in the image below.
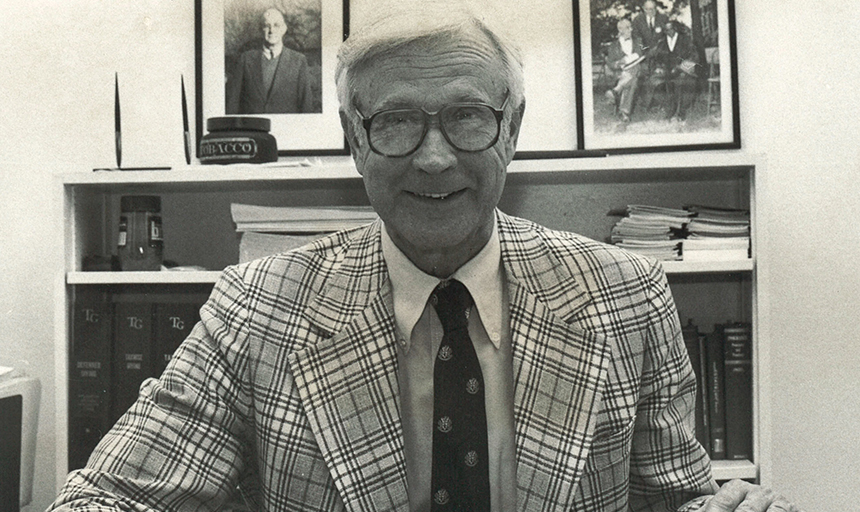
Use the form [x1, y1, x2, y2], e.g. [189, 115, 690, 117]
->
[350, 29, 506, 100]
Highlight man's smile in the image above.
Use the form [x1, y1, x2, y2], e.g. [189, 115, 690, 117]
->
[407, 189, 466, 201]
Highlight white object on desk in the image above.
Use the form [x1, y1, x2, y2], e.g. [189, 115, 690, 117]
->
[0, 374, 41, 508]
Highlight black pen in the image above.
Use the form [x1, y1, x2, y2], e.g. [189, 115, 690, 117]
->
[181, 75, 191, 165]
[115, 72, 122, 168]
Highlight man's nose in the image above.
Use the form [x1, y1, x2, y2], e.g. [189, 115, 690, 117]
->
[412, 124, 456, 174]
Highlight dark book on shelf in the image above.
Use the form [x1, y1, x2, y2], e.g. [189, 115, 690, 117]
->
[681, 319, 710, 452]
[723, 322, 753, 460]
[696, 332, 711, 456]
[706, 325, 727, 460]
[111, 299, 153, 424]
[153, 302, 200, 378]
[68, 288, 113, 471]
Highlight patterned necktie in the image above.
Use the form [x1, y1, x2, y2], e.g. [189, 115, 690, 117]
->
[429, 279, 490, 512]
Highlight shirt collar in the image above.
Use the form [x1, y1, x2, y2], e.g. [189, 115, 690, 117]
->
[382, 216, 504, 352]
[667, 32, 678, 48]
[263, 43, 283, 60]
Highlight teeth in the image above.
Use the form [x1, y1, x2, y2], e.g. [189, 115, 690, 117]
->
[417, 192, 452, 199]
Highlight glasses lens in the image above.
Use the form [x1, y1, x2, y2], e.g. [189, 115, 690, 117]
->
[368, 110, 426, 156]
[366, 104, 502, 156]
[440, 105, 499, 151]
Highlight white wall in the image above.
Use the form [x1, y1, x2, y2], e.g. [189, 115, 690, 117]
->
[1, 1, 858, 511]
[736, 4, 860, 507]
[0, 2, 196, 511]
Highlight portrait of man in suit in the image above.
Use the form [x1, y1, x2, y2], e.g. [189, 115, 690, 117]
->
[225, 6, 321, 114]
[631, 0, 670, 60]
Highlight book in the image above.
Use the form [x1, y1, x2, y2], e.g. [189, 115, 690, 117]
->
[111, 299, 153, 424]
[723, 322, 753, 460]
[231, 203, 378, 233]
[152, 302, 200, 378]
[609, 204, 691, 260]
[238, 231, 327, 263]
[706, 325, 727, 460]
[696, 331, 711, 456]
[68, 288, 113, 470]
[681, 320, 710, 452]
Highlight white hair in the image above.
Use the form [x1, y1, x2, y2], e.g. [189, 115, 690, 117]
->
[335, 2, 525, 132]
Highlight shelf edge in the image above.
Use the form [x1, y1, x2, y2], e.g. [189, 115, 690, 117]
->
[663, 259, 753, 274]
[67, 271, 222, 284]
[711, 459, 758, 481]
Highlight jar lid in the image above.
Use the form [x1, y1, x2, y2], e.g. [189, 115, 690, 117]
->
[121, 195, 161, 212]
[207, 116, 271, 132]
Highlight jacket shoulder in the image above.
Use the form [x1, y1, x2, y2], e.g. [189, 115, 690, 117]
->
[222, 224, 377, 304]
[499, 214, 664, 287]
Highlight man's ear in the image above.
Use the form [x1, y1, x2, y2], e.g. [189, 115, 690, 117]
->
[339, 110, 362, 160]
[503, 99, 526, 159]
[509, 99, 526, 145]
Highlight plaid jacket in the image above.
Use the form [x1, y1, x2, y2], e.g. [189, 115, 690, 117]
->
[54, 212, 717, 512]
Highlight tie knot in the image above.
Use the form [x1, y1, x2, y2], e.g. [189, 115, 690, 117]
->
[431, 279, 473, 332]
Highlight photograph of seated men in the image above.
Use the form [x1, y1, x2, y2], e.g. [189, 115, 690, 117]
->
[50, 3, 802, 511]
[225, 7, 318, 114]
[593, 1, 728, 136]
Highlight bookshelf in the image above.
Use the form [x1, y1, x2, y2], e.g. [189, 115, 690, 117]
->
[54, 151, 768, 488]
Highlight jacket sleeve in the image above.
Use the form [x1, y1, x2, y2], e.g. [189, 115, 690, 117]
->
[225, 54, 248, 115]
[606, 42, 625, 71]
[295, 53, 315, 113]
[628, 262, 719, 511]
[49, 266, 256, 511]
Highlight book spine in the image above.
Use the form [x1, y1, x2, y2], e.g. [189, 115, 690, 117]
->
[68, 288, 113, 471]
[111, 300, 153, 424]
[706, 325, 727, 460]
[681, 320, 709, 451]
[153, 302, 200, 378]
[723, 322, 753, 460]
[697, 333, 711, 455]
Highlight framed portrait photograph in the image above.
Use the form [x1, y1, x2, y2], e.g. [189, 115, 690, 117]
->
[196, 0, 349, 155]
[577, 0, 740, 153]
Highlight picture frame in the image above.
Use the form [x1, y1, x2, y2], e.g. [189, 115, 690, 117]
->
[195, 0, 349, 156]
[576, 0, 740, 153]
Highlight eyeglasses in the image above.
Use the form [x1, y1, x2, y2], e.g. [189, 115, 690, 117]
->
[357, 92, 509, 157]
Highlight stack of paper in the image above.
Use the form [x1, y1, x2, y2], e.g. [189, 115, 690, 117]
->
[682, 205, 750, 261]
[231, 203, 378, 263]
[231, 203, 378, 233]
[610, 205, 693, 261]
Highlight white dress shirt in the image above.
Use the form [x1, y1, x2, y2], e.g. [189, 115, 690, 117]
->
[667, 32, 678, 52]
[382, 219, 517, 511]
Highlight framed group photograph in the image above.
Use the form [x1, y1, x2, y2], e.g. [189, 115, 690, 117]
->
[576, 0, 740, 153]
[195, 0, 349, 155]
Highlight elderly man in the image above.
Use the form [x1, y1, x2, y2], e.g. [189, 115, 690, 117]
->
[652, 20, 701, 121]
[605, 18, 645, 122]
[226, 7, 316, 114]
[51, 4, 800, 512]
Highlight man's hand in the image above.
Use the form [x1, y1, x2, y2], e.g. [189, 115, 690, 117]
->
[705, 479, 802, 511]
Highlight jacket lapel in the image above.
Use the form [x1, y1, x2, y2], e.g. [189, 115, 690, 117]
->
[498, 213, 612, 512]
[249, 49, 267, 102]
[288, 222, 410, 512]
[287, 215, 612, 511]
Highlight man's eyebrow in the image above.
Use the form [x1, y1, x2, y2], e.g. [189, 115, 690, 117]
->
[371, 95, 496, 112]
